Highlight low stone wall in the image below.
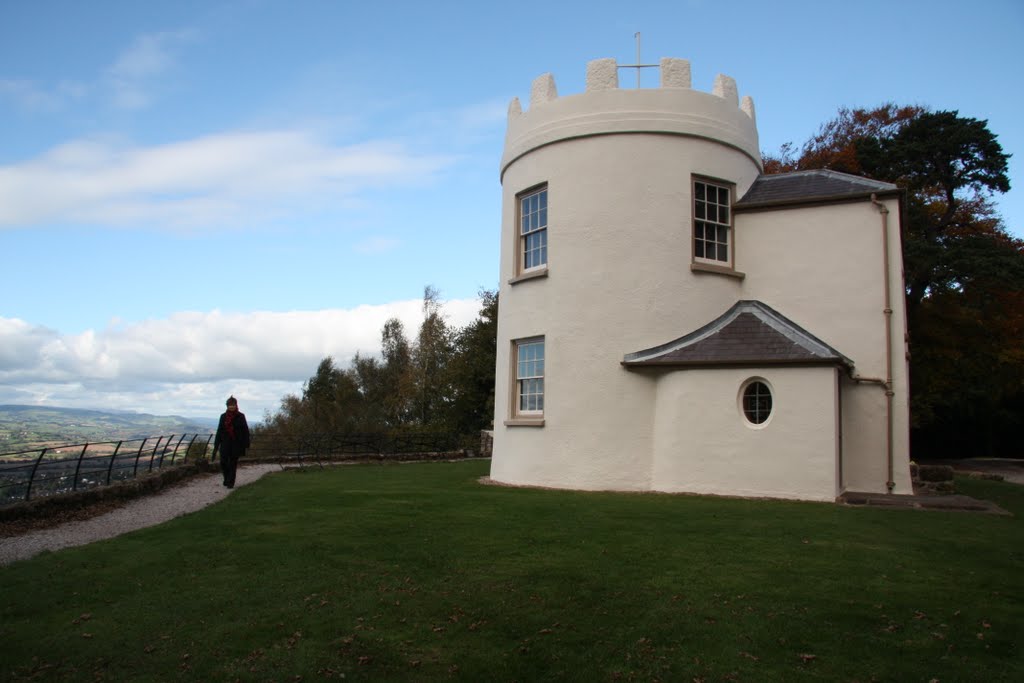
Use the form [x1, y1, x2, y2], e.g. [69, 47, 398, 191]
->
[0, 459, 218, 523]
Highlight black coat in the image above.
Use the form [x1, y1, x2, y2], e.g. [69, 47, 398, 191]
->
[214, 410, 251, 454]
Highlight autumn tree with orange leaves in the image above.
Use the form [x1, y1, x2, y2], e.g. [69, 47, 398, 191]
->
[764, 105, 1022, 459]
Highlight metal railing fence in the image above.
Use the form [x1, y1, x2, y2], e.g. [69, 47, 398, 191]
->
[1, 431, 467, 506]
[0, 434, 213, 506]
[246, 431, 462, 465]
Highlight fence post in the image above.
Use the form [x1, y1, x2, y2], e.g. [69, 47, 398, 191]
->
[106, 440, 124, 485]
[169, 434, 187, 465]
[71, 443, 89, 492]
[24, 448, 49, 502]
[157, 435, 175, 469]
[183, 434, 198, 463]
[133, 438, 149, 477]
[148, 436, 165, 472]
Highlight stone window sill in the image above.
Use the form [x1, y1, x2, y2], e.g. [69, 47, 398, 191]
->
[504, 418, 545, 427]
[509, 267, 548, 285]
[691, 262, 745, 280]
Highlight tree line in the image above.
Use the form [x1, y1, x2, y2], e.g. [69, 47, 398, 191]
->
[260, 286, 497, 448]
[266, 104, 1019, 460]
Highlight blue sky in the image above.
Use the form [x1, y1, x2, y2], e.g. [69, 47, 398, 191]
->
[1, 0, 1021, 420]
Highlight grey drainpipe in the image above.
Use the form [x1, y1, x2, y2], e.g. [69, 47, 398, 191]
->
[871, 193, 896, 493]
[849, 194, 897, 493]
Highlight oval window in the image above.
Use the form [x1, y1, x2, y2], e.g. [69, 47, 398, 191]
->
[742, 380, 772, 425]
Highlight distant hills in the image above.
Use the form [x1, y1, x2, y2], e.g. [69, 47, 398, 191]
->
[0, 405, 217, 453]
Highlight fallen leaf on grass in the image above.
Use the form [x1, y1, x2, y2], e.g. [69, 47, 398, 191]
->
[798, 653, 816, 663]
[81, 633, 93, 639]
[739, 651, 759, 661]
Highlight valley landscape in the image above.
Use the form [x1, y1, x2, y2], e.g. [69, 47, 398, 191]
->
[0, 405, 216, 453]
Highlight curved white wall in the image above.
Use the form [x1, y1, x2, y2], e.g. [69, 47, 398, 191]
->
[651, 367, 840, 501]
[492, 63, 762, 491]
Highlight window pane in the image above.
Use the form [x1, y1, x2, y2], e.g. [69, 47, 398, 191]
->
[516, 340, 545, 415]
[743, 381, 772, 424]
[695, 203, 705, 219]
[539, 191, 547, 210]
[539, 207, 547, 226]
[720, 206, 729, 222]
[695, 183, 705, 200]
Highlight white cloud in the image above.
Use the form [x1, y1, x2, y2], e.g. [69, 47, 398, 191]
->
[0, 78, 88, 112]
[0, 131, 454, 229]
[105, 29, 197, 110]
[0, 297, 483, 420]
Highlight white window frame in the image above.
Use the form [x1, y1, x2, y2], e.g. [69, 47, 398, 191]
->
[508, 337, 545, 425]
[517, 185, 548, 277]
[692, 178, 734, 267]
[739, 377, 773, 428]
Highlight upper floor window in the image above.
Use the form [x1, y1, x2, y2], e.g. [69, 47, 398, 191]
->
[519, 186, 548, 273]
[693, 179, 732, 265]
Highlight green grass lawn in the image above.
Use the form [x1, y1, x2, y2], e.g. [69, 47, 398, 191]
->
[2, 460, 1022, 681]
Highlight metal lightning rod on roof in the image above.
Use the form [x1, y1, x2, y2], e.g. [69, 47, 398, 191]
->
[618, 32, 658, 88]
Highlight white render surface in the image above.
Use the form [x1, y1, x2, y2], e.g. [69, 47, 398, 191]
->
[651, 367, 840, 501]
[491, 58, 912, 501]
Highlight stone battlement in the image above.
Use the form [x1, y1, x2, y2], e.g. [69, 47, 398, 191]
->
[501, 57, 762, 177]
[508, 58, 756, 122]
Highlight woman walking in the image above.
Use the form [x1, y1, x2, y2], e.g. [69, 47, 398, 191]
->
[214, 396, 250, 488]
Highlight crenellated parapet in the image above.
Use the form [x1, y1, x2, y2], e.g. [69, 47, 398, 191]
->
[502, 57, 761, 178]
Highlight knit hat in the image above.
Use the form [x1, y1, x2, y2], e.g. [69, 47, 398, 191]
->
[226, 396, 238, 406]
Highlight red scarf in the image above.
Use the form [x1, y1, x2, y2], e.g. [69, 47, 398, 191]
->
[224, 411, 237, 439]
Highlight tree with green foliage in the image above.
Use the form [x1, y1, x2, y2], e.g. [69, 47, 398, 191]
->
[412, 285, 455, 428]
[765, 106, 1021, 458]
[447, 288, 498, 439]
[263, 287, 498, 444]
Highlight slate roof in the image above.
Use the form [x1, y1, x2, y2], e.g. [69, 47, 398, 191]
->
[622, 301, 852, 368]
[734, 169, 899, 211]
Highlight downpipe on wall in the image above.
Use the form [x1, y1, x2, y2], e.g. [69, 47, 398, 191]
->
[850, 194, 896, 493]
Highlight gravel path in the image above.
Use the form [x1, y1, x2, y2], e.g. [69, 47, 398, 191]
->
[0, 463, 281, 566]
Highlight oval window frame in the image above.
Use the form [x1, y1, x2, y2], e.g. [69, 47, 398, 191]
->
[739, 377, 773, 428]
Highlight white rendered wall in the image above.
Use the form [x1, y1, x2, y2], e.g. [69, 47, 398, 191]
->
[650, 367, 840, 501]
[492, 74, 761, 491]
[734, 198, 912, 494]
[491, 60, 911, 499]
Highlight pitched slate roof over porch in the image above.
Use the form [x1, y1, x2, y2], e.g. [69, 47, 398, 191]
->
[734, 169, 898, 211]
[622, 300, 852, 368]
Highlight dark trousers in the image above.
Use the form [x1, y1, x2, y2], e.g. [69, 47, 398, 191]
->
[219, 443, 243, 487]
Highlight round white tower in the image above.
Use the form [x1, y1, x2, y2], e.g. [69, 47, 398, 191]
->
[491, 58, 763, 490]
